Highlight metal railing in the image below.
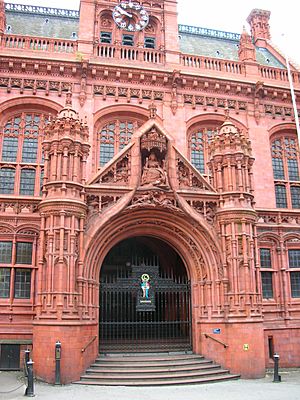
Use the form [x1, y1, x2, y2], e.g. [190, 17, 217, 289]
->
[81, 335, 97, 353]
[203, 333, 228, 348]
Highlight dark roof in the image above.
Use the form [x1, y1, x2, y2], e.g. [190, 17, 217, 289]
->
[5, 3, 284, 68]
[6, 3, 79, 39]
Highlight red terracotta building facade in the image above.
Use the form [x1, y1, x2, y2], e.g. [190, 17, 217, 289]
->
[0, 0, 299, 383]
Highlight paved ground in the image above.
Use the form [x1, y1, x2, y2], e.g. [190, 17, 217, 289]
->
[1, 369, 300, 400]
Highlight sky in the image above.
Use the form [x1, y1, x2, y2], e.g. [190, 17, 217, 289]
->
[7, 0, 300, 65]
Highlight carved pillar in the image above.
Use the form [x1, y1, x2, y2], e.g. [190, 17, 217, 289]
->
[208, 113, 261, 318]
[33, 96, 97, 384]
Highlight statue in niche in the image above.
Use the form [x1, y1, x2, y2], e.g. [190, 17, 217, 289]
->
[141, 152, 168, 188]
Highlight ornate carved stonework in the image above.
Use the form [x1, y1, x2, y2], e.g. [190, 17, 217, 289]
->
[130, 190, 179, 213]
[141, 152, 168, 188]
[141, 127, 167, 153]
[176, 156, 213, 191]
[187, 200, 217, 224]
[100, 156, 130, 184]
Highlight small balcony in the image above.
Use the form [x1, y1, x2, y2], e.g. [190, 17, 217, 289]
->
[94, 43, 165, 65]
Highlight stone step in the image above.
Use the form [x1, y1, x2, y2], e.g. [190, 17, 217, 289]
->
[87, 363, 220, 374]
[75, 352, 240, 386]
[95, 354, 207, 364]
[74, 373, 240, 386]
[82, 368, 224, 380]
[91, 360, 212, 368]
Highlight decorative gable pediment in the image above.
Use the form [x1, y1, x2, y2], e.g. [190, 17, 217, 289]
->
[85, 118, 218, 230]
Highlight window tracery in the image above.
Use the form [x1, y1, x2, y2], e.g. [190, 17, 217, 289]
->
[98, 119, 141, 167]
[188, 126, 219, 175]
[271, 135, 300, 209]
[0, 112, 48, 196]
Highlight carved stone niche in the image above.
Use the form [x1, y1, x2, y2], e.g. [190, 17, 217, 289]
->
[140, 128, 169, 189]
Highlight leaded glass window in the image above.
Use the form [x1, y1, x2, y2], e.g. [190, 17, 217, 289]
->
[0, 242, 12, 264]
[0, 268, 11, 298]
[275, 184, 287, 208]
[20, 169, 36, 196]
[261, 272, 274, 299]
[16, 242, 33, 265]
[260, 249, 272, 268]
[271, 135, 300, 209]
[14, 269, 31, 299]
[291, 186, 300, 209]
[271, 139, 285, 180]
[290, 272, 300, 298]
[98, 119, 140, 166]
[0, 113, 47, 196]
[189, 127, 216, 174]
[0, 168, 15, 194]
[2, 137, 18, 162]
[288, 250, 300, 268]
[22, 138, 38, 163]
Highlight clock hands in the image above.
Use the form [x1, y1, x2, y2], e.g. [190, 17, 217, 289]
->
[113, 2, 149, 32]
[115, 6, 133, 18]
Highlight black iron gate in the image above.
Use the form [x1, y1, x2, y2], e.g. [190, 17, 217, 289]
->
[99, 257, 192, 352]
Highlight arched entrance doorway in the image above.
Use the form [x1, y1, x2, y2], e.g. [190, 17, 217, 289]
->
[99, 236, 191, 352]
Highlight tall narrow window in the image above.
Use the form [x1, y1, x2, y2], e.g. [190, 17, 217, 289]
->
[260, 248, 274, 299]
[16, 242, 33, 265]
[14, 269, 31, 299]
[189, 127, 216, 174]
[0, 168, 15, 194]
[2, 115, 20, 162]
[288, 249, 300, 298]
[260, 248, 272, 267]
[288, 250, 300, 268]
[271, 135, 300, 209]
[0, 242, 12, 264]
[0, 113, 48, 196]
[0, 268, 11, 298]
[275, 185, 287, 208]
[98, 119, 141, 167]
[261, 272, 273, 299]
[20, 169, 36, 196]
[290, 272, 300, 298]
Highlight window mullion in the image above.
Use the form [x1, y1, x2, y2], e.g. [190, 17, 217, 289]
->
[9, 267, 15, 303]
[17, 113, 26, 164]
[115, 120, 120, 154]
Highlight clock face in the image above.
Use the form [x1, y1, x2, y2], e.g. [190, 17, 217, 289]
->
[112, 1, 149, 32]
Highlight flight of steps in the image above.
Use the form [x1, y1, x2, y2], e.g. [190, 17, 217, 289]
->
[74, 352, 240, 386]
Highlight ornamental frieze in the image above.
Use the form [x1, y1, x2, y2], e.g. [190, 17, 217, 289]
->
[94, 85, 164, 102]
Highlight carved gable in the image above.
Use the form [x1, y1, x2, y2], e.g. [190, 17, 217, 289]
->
[176, 150, 215, 192]
[88, 145, 132, 186]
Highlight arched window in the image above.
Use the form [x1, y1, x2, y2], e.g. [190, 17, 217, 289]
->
[188, 126, 219, 174]
[271, 135, 300, 208]
[0, 112, 47, 196]
[98, 119, 141, 166]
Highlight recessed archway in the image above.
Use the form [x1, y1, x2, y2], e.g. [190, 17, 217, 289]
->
[99, 236, 191, 352]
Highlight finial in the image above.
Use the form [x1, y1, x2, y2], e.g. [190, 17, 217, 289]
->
[65, 90, 72, 108]
[148, 102, 157, 119]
